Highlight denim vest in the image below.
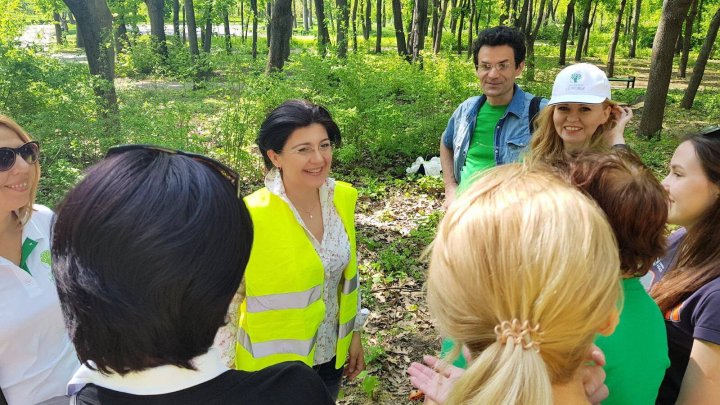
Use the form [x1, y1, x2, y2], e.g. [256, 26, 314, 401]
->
[441, 85, 548, 182]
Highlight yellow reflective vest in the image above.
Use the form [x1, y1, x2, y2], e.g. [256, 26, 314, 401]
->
[236, 181, 359, 371]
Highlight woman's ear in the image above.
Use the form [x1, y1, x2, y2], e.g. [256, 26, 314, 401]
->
[267, 149, 282, 169]
[598, 308, 620, 336]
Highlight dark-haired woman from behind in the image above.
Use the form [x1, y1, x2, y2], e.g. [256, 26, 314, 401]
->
[217, 100, 366, 400]
[649, 128, 720, 405]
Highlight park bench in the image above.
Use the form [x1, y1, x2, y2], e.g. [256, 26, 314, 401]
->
[608, 76, 636, 89]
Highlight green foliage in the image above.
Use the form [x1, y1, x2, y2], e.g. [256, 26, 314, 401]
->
[357, 371, 380, 399]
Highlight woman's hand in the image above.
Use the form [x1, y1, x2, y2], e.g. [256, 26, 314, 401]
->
[604, 105, 633, 146]
[408, 355, 464, 405]
[344, 332, 365, 380]
[582, 344, 609, 405]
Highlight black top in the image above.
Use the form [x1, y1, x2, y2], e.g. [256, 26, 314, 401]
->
[43, 362, 334, 405]
[651, 229, 720, 404]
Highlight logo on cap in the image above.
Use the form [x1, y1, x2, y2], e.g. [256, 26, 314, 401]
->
[571, 73, 582, 83]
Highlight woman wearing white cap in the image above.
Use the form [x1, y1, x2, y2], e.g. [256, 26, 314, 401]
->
[528, 63, 633, 164]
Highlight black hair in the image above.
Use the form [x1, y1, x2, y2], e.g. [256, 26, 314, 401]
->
[51, 149, 253, 375]
[472, 25, 526, 68]
[256, 99, 341, 170]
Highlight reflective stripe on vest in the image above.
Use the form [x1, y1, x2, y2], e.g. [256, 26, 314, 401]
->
[237, 181, 359, 371]
[237, 328, 317, 358]
[246, 285, 323, 313]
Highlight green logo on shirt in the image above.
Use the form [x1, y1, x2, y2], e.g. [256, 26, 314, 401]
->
[41, 250, 52, 266]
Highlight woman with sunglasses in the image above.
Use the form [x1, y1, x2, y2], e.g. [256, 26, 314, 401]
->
[649, 127, 720, 405]
[216, 100, 366, 400]
[0, 115, 78, 404]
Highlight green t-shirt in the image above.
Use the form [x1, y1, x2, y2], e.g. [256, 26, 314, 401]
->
[457, 102, 507, 194]
[595, 277, 670, 405]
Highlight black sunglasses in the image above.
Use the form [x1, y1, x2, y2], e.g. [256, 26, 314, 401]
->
[0, 141, 40, 172]
[106, 144, 240, 196]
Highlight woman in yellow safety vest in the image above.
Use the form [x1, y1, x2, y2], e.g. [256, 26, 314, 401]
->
[216, 99, 367, 400]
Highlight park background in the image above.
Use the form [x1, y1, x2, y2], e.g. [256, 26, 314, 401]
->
[1, 0, 719, 402]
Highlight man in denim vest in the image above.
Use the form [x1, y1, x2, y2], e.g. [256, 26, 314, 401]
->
[440, 26, 548, 208]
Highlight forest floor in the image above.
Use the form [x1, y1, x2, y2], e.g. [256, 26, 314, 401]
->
[339, 177, 444, 404]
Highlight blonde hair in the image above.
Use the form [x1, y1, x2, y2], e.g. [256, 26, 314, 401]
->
[527, 101, 617, 165]
[428, 164, 621, 405]
[0, 115, 40, 225]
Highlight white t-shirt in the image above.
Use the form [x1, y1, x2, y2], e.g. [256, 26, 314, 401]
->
[0, 205, 79, 404]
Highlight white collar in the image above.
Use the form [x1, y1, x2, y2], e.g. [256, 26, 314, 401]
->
[67, 348, 229, 396]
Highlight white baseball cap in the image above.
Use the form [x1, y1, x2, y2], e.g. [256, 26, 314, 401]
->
[548, 63, 611, 105]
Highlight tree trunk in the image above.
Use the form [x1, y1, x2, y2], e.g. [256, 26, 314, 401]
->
[431, 0, 439, 45]
[267, 1, 272, 46]
[433, 0, 449, 53]
[251, 0, 259, 58]
[392, 0, 409, 58]
[607, 0, 627, 77]
[315, 0, 331, 55]
[173, 0, 181, 38]
[53, 11, 63, 44]
[409, 0, 428, 62]
[364, 0, 372, 39]
[351, 0, 359, 51]
[224, 8, 232, 53]
[582, 0, 597, 55]
[145, 0, 169, 59]
[185, 0, 200, 56]
[638, 0, 694, 137]
[559, 0, 575, 65]
[629, 0, 642, 57]
[681, 6, 720, 108]
[202, 4, 213, 53]
[574, 0, 592, 61]
[679, 0, 698, 77]
[466, 0, 475, 57]
[525, 0, 548, 80]
[267, 0, 293, 72]
[375, 0, 382, 52]
[304, 0, 311, 30]
[241, 1, 246, 41]
[182, 5, 187, 43]
[449, 0, 458, 35]
[517, 0, 529, 31]
[61, 12, 69, 31]
[337, 0, 350, 57]
[76, 22, 85, 48]
[63, 0, 118, 115]
[456, 0, 466, 54]
[115, 14, 129, 54]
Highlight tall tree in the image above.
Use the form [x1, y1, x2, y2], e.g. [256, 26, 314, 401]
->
[607, 0, 628, 77]
[173, 0, 181, 38]
[375, 0, 382, 52]
[678, 0, 698, 77]
[185, 0, 200, 56]
[392, 0, 409, 57]
[628, 0, 642, 57]
[558, 0, 575, 64]
[145, 0, 169, 59]
[524, 0, 548, 80]
[267, 0, 292, 71]
[681, 6, 720, 108]
[53, 11, 64, 44]
[408, 0, 428, 62]
[337, 0, 350, 56]
[574, 0, 592, 61]
[251, 0, 258, 57]
[581, 0, 597, 55]
[223, 6, 232, 53]
[303, 0, 311, 30]
[315, 0, 331, 55]
[638, 0, 694, 136]
[201, 2, 213, 53]
[364, 0, 372, 39]
[62, 0, 118, 114]
[351, 0, 359, 51]
[432, 0, 449, 53]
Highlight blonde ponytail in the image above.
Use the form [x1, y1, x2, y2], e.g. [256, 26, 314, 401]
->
[428, 164, 621, 405]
